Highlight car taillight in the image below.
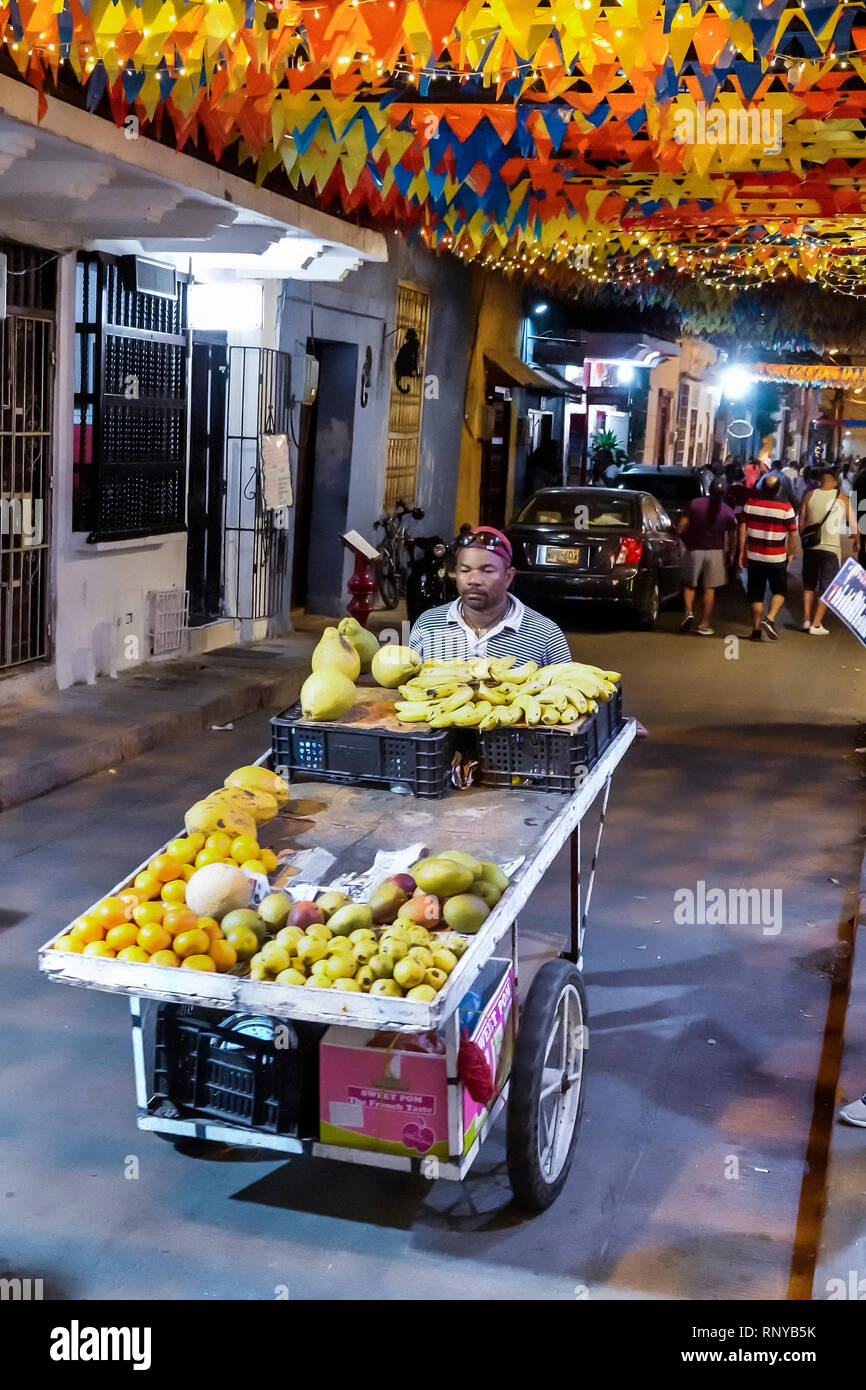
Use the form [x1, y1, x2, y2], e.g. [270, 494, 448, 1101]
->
[616, 537, 643, 565]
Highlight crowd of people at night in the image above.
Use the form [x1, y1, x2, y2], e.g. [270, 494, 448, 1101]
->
[676, 454, 864, 641]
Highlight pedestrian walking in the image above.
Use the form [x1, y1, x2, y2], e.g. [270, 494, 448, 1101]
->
[738, 473, 798, 641]
[839, 1091, 866, 1127]
[799, 468, 854, 635]
[678, 480, 737, 636]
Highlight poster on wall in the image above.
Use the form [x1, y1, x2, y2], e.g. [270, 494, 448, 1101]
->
[822, 556, 866, 647]
[260, 434, 293, 510]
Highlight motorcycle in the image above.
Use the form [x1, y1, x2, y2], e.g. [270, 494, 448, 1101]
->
[406, 531, 458, 627]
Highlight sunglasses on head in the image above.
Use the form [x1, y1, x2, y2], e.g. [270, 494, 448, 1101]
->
[456, 529, 512, 562]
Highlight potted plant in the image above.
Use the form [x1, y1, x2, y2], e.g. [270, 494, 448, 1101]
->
[590, 429, 628, 483]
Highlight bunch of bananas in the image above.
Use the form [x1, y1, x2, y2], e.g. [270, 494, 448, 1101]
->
[393, 657, 621, 730]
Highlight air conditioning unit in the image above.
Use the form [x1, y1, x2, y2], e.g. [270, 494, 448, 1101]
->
[120, 256, 178, 301]
[291, 352, 319, 406]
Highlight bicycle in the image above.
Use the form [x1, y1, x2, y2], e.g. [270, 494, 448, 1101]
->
[373, 498, 424, 609]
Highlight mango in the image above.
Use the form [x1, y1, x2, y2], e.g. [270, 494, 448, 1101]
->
[438, 850, 483, 879]
[410, 857, 474, 898]
[442, 894, 490, 935]
[367, 879, 410, 924]
[327, 903, 374, 936]
[479, 861, 509, 892]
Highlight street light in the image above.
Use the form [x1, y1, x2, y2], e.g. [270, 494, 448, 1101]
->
[722, 366, 751, 399]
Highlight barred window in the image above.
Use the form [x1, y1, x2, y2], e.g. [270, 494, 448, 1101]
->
[383, 281, 429, 507]
[73, 253, 188, 540]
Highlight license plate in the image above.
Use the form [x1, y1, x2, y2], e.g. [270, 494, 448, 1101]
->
[544, 546, 583, 566]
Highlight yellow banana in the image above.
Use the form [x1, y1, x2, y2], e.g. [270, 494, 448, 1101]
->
[439, 686, 475, 713]
[478, 681, 510, 705]
[504, 660, 538, 684]
[488, 656, 517, 682]
[496, 704, 523, 727]
[394, 703, 437, 722]
[514, 694, 541, 725]
[400, 679, 461, 699]
[561, 702, 582, 723]
[604, 670, 622, 683]
[541, 706, 563, 725]
[479, 707, 504, 732]
[452, 699, 493, 727]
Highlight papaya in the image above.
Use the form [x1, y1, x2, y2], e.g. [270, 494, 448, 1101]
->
[225, 765, 290, 807]
[184, 798, 257, 840]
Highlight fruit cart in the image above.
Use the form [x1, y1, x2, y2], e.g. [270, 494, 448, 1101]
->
[39, 718, 636, 1211]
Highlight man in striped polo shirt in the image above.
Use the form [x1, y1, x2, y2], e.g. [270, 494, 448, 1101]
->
[738, 474, 798, 641]
[408, 526, 571, 665]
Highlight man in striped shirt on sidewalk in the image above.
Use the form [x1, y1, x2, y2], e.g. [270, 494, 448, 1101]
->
[408, 526, 572, 665]
[738, 474, 799, 641]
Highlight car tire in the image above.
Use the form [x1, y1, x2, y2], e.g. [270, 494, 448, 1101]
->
[639, 578, 661, 629]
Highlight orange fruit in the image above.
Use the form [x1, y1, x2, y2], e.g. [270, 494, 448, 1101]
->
[207, 940, 237, 972]
[205, 833, 233, 856]
[70, 919, 105, 946]
[173, 928, 210, 959]
[117, 946, 150, 963]
[118, 888, 148, 911]
[231, 835, 260, 864]
[260, 849, 278, 874]
[180, 865, 196, 882]
[151, 949, 180, 968]
[195, 849, 225, 869]
[167, 837, 197, 865]
[240, 859, 266, 876]
[106, 923, 140, 952]
[162, 907, 197, 938]
[150, 945, 179, 967]
[132, 901, 165, 928]
[149, 854, 183, 883]
[133, 871, 163, 899]
[160, 879, 187, 904]
[181, 954, 217, 972]
[136, 924, 172, 954]
[197, 917, 222, 942]
[93, 897, 132, 927]
[83, 940, 116, 958]
[186, 832, 206, 852]
[54, 935, 84, 954]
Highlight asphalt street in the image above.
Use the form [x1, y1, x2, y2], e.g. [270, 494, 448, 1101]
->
[3, 575, 865, 1301]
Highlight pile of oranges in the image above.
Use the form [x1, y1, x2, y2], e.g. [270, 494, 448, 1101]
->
[53, 831, 278, 973]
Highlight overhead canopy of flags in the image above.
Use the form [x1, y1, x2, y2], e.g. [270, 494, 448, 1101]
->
[5, 0, 866, 312]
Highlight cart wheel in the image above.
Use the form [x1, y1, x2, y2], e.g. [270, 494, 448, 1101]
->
[506, 960, 587, 1211]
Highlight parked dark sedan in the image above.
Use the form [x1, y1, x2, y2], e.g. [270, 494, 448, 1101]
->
[507, 487, 682, 627]
[614, 465, 713, 527]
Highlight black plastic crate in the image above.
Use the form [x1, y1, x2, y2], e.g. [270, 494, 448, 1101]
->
[152, 1004, 324, 1136]
[271, 701, 455, 798]
[475, 685, 624, 793]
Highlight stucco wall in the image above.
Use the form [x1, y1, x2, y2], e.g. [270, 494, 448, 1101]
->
[53, 254, 189, 689]
[278, 234, 475, 616]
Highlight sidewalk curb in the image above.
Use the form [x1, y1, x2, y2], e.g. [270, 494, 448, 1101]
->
[0, 658, 312, 814]
[812, 844, 866, 1300]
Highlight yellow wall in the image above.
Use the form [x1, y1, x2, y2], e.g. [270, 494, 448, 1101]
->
[454, 270, 524, 528]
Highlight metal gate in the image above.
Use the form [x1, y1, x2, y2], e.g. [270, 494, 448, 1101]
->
[224, 347, 289, 622]
[0, 308, 54, 671]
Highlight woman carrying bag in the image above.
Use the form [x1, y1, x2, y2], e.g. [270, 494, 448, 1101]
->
[799, 469, 855, 635]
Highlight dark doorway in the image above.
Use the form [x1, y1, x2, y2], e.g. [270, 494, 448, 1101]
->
[656, 390, 672, 467]
[480, 385, 512, 527]
[186, 332, 227, 626]
[291, 340, 357, 612]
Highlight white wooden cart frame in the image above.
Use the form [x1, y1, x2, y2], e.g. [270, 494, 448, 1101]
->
[39, 720, 636, 1199]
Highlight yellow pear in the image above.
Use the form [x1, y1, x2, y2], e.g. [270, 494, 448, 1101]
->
[311, 627, 361, 682]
